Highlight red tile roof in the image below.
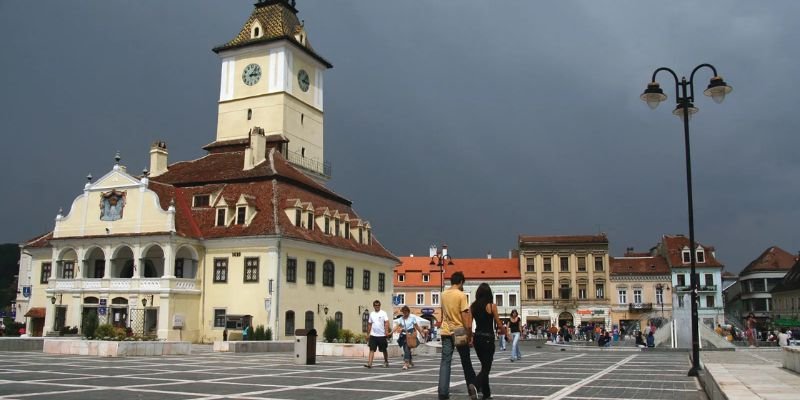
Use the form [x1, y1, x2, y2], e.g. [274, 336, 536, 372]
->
[610, 255, 670, 276]
[24, 307, 46, 318]
[25, 148, 396, 262]
[740, 246, 798, 276]
[659, 234, 724, 268]
[395, 256, 519, 288]
[519, 234, 608, 245]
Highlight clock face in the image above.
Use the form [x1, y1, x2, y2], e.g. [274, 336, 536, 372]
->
[297, 69, 310, 92]
[242, 63, 261, 86]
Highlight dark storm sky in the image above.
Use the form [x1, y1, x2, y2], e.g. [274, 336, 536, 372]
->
[2, 1, 799, 272]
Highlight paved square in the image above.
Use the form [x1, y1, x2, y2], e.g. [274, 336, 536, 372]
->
[0, 343, 706, 399]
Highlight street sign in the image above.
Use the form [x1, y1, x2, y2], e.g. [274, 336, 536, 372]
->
[98, 307, 107, 316]
[99, 299, 107, 306]
[392, 295, 401, 306]
[22, 286, 31, 298]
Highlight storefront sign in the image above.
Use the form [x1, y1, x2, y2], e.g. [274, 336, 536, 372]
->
[577, 309, 591, 315]
[592, 310, 605, 315]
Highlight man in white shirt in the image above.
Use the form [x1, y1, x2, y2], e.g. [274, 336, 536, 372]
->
[364, 299, 390, 368]
[778, 328, 790, 347]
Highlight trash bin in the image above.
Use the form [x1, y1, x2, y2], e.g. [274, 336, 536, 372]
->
[294, 329, 318, 365]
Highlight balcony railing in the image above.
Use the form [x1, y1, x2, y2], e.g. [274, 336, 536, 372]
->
[629, 303, 653, 312]
[699, 285, 717, 291]
[286, 149, 332, 178]
[48, 278, 200, 293]
[674, 285, 690, 291]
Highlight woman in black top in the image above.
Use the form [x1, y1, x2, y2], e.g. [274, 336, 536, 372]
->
[470, 283, 507, 400]
[509, 310, 522, 361]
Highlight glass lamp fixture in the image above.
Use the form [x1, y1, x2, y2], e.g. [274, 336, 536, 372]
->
[673, 102, 699, 120]
[703, 76, 733, 104]
[640, 82, 668, 109]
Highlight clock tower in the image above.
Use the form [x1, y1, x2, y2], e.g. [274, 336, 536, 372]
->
[212, 0, 332, 179]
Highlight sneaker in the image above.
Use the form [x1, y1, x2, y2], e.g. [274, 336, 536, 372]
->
[383, 361, 389, 368]
[363, 364, 372, 368]
[402, 365, 408, 370]
[510, 358, 515, 362]
[468, 383, 478, 400]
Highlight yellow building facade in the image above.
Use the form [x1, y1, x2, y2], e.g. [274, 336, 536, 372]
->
[609, 250, 673, 333]
[15, 0, 397, 342]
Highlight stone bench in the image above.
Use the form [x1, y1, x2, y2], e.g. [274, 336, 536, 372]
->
[213, 340, 293, 353]
[43, 339, 191, 357]
[782, 346, 800, 373]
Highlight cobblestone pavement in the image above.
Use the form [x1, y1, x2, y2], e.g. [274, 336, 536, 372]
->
[0, 343, 705, 399]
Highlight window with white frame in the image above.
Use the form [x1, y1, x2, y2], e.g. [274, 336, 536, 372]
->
[696, 249, 706, 263]
[236, 206, 246, 225]
[656, 286, 664, 304]
[396, 293, 405, 305]
[216, 208, 226, 226]
[193, 194, 210, 207]
[495, 294, 504, 307]
[432, 292, 440, 305]
[618, 289, 627, 304]
[416, 293, 424, 305]
[509, 293, 517, 307]
[682, 248, 691, 263]
[422, 273, 430, 282]
[633, 289, 642, 304]
[398, 273, 405, 282]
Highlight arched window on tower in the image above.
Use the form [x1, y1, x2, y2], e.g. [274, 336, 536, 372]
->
[247, 109, 252, 120]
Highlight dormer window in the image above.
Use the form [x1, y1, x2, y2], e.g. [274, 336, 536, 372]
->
[398, 274, 405, 282]
[254, 27, 260, 37]
[366, 229, 371, 245]
[306, 212, 313, 230]
[294, 209, 302, 227]
[216, 208, 227, 226]
[335, 219, 340, 236]
[193, 195, 210, 207]
[344, 222, 351, 239]
[324, 216, 330, 235]
[696, 248, 706, 263]
[682, 247, 691, 263]
[358, 228, 363, 244]
[236, 206, 247, 225]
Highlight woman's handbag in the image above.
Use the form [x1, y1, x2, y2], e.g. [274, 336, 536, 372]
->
[406, 331, 418, 348]
[453, 327, 469, 348]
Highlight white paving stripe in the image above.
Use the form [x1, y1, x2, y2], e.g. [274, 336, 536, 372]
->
[543, 354, 637, 400]
[381, 353, 585, 400]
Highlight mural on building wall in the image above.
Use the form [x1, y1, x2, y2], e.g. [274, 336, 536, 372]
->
[100, 190, 126, 221]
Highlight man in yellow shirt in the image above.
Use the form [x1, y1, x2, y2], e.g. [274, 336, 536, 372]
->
[437, 271, 478, 400]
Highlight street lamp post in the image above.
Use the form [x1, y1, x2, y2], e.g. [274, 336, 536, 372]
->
[641, 64, 732, 377]
[430, 245, 454, 323]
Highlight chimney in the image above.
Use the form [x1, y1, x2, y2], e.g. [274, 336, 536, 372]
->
[429, 245, 437, 258]
[149, 141, 168, 177]
[442, 244, 448, 257]
[487, 252, 492, 259]
[625, 247, 634, 256]
[244, 127, 267, 170]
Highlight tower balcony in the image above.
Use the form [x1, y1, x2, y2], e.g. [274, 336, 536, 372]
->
[286, 149, 331, 179]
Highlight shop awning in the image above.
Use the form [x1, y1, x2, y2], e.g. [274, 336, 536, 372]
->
[24, 307, 46, 318]
[774, 318, 800, 327]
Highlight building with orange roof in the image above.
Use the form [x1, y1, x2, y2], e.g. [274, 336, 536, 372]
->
[394, 246, 520, 323]
[609, 248, 672, 333]
[14, 1, 398, 342]
[652, 234, 725, 329]
[724, 246, 797, 329]
[518, 234, 611, 329]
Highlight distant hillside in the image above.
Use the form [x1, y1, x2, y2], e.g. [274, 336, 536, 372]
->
[0, 244, 20, 310]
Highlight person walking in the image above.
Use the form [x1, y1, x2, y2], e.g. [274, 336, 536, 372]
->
[364, 300, 391, 368]
[646, 331, 655, 348]
[746, 313, 758, 347]
[635, 331, 646, 348]
[393, 305, 424, 370]
[498, 322, 507, 351]
[437, 271, 478, 400]
[471, 283, 507, 400]
[509, 310, 522, 361]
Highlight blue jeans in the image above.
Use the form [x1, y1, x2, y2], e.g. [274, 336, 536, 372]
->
[438, 336, 476, 398]
[499, 334, 506, 350]
[402, 341, 412, 361]
[511, 332, 522, 360]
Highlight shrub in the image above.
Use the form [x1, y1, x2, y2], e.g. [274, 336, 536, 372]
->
[95, 323, 115, 339]
[264, 327, 273, 341]
[254, 325, 265, 341]
[323, 318, 340, 343]
[82, 312, 99, 338]
[339, 329, 354, 343]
